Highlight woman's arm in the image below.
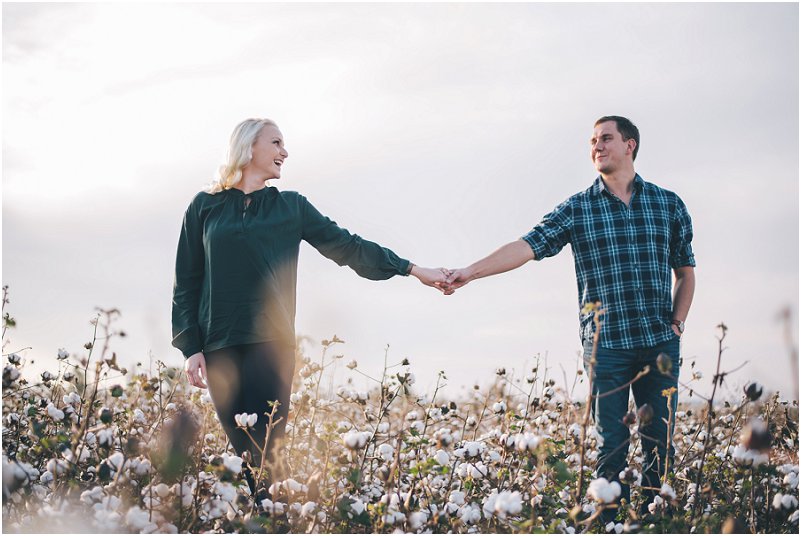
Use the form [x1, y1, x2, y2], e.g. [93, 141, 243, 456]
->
[172, 197, 205, 358]
[300, 195, 440, 282]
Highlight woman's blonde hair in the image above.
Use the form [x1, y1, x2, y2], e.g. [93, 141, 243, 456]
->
[207, 118, 278, 193]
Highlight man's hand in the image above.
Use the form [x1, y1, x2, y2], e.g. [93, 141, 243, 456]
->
[411, 265, 454, 294]
[184, 352, 208, 389]
[444, 267, 472, 291]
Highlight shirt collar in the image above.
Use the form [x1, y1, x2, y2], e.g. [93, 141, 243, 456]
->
[592, 173, 644, 197]
[225, 185, 275, 198]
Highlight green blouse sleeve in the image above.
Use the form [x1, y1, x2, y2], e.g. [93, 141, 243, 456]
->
[171, 196, 205, 358]
[300, 195, 410, 280]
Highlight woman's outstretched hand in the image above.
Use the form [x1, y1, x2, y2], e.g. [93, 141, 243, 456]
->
[185, 352, 208, 388]
[411, 265, 455, 295]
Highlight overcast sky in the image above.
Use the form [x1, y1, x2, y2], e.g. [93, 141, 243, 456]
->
[3, 3, 798, 402]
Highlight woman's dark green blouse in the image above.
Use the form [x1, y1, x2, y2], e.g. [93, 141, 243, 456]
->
[171, 187, 410, 358]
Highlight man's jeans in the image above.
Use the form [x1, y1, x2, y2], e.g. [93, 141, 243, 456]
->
[582, 335, 680, 515]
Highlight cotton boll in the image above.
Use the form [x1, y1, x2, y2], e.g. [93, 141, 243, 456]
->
[409, 511, 427, 529]
[222, 454, 243, 474]
[301, 501, 317, 517]
[46, 403, 65, 422]
[350, 498, 365, 515]
[343, 431, 370, 450]
[126, 506, 151, 530]
[588, 478, 622, 504]
[378, 443, 394, 461]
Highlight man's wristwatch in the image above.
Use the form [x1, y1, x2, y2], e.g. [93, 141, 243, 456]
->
[671, 319, 685, 334]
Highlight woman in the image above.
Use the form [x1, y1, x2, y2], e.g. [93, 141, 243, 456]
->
[172, 118, 448, 497]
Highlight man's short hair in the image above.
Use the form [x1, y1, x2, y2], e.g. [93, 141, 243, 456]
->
[595, 116, 640, 161]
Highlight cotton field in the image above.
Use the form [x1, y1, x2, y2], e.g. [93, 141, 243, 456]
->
[1, 298, 798, 533]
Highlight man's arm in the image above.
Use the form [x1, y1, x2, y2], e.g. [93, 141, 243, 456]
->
[671, 266, 696, 335]
[445, 239, 535, 291]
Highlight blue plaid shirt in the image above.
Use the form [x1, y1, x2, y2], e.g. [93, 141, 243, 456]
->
[522, 174, 695, 349]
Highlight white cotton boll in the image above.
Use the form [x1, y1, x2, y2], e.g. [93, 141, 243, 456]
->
[449, 491, 466, 506]
[588, 478, 622, 504]
[409, 511, 427, 529]
[459, 504, 482, 525]
[133, 458, 152, 476]
[343, 431, 370, 450]
[784, 472, 799, 489]
[126, 506, 151, 530]
[97, 428, 114, 447]
[463, 441, 484, 458]
[434, 449, 449, 466]
[222, 454, 243, 474]
[648, 495, 665, 514]
[377, 422, 390, 434]
[214, 482, 237, 502]
[493, 491, 522, 519]
[427, 407, 442, 421]
[779, 494, 798, 510]
[410, 420, 424, 434]
[350, 498, 365, 515]
[40, 471, 54, 484]
[284, 478, 304, 493]
[4, 366, 20, 382]
[732, 445, 770, 467]
[46, 458, 68, 476]
[568, 423, 582, 438]
[659, 483, 677, 500]
[378, 443, 394, 462]
[46, 403, 65, 422]
[482, 490, 499, 518]
[62, 392, 81, 407]
[492, 401, 507, 414]
[107, 452, 125, 471]
[133, 408, 146, 423]
[301, 501, 317, 518]
[80, 486, 105, 505]
[405, 411, 419, 421]
[154, 482, 171, 498]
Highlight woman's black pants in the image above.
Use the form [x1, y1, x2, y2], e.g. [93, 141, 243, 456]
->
[205, 341, 295, 495]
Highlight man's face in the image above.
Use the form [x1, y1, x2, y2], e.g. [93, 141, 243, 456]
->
[590, 121, 635, 174]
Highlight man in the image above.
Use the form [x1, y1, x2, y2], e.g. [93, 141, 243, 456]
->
[444, 116, 696, 518]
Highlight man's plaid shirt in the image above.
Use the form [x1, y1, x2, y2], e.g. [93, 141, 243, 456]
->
[522, 174, 695, 349]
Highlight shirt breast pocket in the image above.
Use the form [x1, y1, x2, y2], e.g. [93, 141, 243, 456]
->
[643, 213, 671, 252]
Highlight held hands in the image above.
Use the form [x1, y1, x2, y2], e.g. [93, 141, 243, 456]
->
[410, 265, 472, 295]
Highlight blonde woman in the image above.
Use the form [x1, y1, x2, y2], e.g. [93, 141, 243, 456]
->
[172, 118, 448, 498]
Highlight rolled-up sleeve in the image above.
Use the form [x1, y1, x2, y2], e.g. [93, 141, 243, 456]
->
[300, 195, 410, 280]
[522, 199, 573, 261]
[171, 197, 205, 358]
[669, 196, 696, 269]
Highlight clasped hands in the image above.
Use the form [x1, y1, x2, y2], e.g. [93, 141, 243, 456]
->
[410, 265, 469, 295]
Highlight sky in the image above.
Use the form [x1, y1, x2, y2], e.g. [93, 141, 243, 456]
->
[2, 2, 799, 403]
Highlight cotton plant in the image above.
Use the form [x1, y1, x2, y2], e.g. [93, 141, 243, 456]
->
[1, 303, 798, 534]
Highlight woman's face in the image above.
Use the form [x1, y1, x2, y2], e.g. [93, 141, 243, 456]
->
[247, 124, 288, 180]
